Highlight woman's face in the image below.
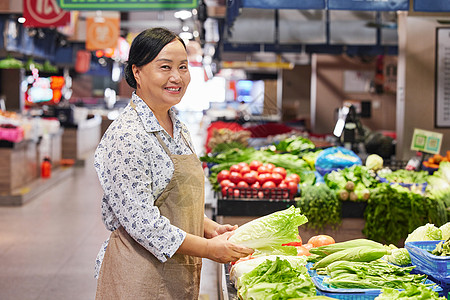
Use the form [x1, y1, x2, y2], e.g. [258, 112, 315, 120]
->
[133, 39, 191, 110]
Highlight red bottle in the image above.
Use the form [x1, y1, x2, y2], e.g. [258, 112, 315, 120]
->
[41, 157, 52, 178]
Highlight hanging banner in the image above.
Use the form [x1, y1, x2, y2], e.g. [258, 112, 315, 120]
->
[414, 0, 450, 12]
[86, 17, 119, 51]
[328, 0, 408, 11]
[23, 0, 70, 28]
[57, 0, 197, 10]
[242, 0, 325, 9]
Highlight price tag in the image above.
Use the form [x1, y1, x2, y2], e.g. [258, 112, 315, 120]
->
[411, 128, 443, 154]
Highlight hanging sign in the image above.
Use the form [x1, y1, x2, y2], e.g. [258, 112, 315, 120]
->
[414, 0, 450, 12]
[328, 0, 408, 11]
[57, 0, 197, 10]
[23, 0, 70, 28]
[411, 129, 443, 155]
[242, 0, 325, 9]
[86, 17, 119, 51]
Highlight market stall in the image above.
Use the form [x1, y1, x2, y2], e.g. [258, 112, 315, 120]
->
[215, 207, 449, 299]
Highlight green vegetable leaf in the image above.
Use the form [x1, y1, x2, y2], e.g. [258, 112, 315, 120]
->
[228, 206, 308, 249]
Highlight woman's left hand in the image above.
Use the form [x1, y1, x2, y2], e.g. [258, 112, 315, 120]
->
[204, 217, 237, 239]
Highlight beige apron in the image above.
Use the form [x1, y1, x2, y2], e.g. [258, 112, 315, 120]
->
[96, 128, 205, 300]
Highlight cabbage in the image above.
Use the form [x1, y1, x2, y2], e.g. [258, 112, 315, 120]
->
[440, 222, 450, 240]
[228, 206, 308, 249]
[405, 223, 442, 244]
[230, 255, 308, 288]
[383, 244, 411, 266]
[237, 256, 316, 299]
[366, 154, 384, 171]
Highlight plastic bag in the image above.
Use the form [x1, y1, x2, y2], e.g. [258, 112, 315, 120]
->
[315, 147, 361, 172]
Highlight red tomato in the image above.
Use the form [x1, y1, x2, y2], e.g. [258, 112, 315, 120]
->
[229, 172, 243, 184]
[273, 167, 287, 178]
[220, 179, 232, 187]
[237, 181, 249, 188]
[238, 162, 249, 169]
[243, 172, 257, 185]
[217, 170, 230, 182]
[271, 173, 283, 185]
[287, 181, 298, 196]
[308, 235, 335, 248]
[257, 165, 271, 174]
[287, 173, 301, 184]
[262, 181, 276, 189]
[229, 164, 241, 173]
[233, 189, 241, 198]
[257, 173, 271, 184]
[296, 246, 311, 256]
[251, 181, 260, 188]
[265, 163, 275, 171]
[278, 181, 288, 188]
[249, 160, 263, 171]
[221, 183, 235, 197]
[240, 166, 251, 175]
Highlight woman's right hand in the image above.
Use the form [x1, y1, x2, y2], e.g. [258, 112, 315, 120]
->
[205, 232, 254, 264]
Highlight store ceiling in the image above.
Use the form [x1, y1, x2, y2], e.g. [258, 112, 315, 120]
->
[121, 7, 399, 70]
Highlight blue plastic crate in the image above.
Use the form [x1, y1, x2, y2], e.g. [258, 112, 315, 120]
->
[307, 262, 443, 300]
[405, 240, 450, 285]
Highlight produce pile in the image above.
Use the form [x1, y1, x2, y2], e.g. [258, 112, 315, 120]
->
[226, 207, 448, 299]
[201, 134, 450, 245]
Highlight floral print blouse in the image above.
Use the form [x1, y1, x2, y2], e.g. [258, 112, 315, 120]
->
[93, 92, 196, 278]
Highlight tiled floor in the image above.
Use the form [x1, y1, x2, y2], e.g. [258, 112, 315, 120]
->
[0, 150, 219, 300]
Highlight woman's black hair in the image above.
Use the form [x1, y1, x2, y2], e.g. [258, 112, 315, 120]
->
[124, 27, 186, 89]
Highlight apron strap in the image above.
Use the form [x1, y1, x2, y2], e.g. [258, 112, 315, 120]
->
[130, 98, 196, 155]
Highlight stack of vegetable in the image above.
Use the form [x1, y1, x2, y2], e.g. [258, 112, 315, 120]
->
[201, 147, 315, 192]
[309, 239, 390, 270]
[216, 161, 300, 200]
[423, 151, 450, 170]
[227, 206, 319, 299]
[363, 183, 448, 245]
[376, 284, 446, 300]
[207, 128, 252, 153]
[431, 238, 450, 256]
[296, 184, 341, 230]
[274, 136, 316, 154]
[324, 165, 377, 201]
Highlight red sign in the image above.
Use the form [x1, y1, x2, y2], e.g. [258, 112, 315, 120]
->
[23, 0, 70, 28]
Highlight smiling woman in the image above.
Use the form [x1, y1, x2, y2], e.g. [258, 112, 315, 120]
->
[94, 27, 253, 300]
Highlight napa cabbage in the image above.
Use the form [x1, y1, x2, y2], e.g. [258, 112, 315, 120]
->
[228, 206, 308, 249]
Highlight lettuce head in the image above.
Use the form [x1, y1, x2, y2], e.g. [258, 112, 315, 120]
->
[405, 223, 442, 244]
[228, 206, 308, 249]
[440, 222, 450, 240]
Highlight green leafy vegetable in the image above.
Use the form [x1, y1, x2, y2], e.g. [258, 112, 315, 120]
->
[363, 183, 447, 245]
[405, 223, 442, 243]
[323, 260, 427, 290]
[383, 244, 411, 266]
[375, 284, 446, 300]
[440, 222, 450, 240]
[228, 206, 308, 250]
[238, 257, 316, 300]
[275, 136, 316, 154]
[296, 184, 341, 230]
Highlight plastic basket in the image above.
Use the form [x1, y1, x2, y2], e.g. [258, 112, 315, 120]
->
[307, 262, 443, 300]
[221, 186, 294, 201]
[405, 240, 450, 285]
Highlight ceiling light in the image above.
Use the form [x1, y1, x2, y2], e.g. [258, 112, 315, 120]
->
[174, 10, 192, 20]
[179, 32, 193, 40]
[18, 17, 26, 24]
